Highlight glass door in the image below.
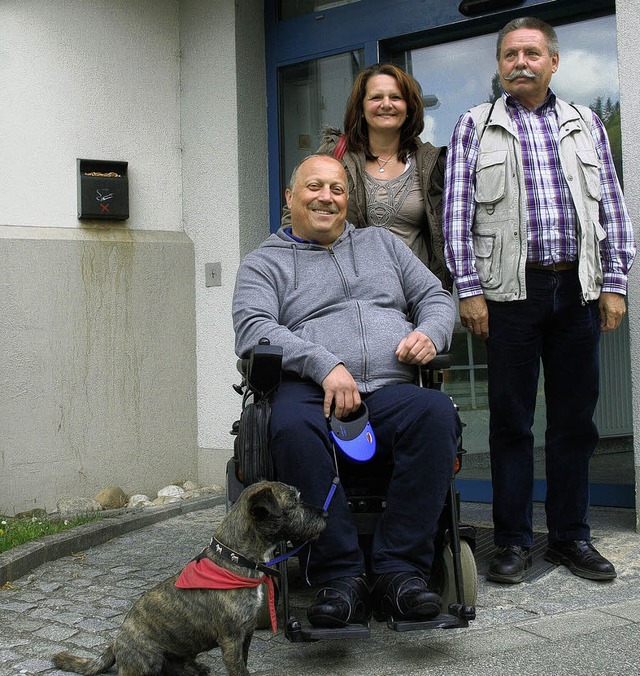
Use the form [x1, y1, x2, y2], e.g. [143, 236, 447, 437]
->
[278, 50, 364, 213]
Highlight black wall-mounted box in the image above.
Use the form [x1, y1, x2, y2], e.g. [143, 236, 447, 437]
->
[77, 159, 129, 221]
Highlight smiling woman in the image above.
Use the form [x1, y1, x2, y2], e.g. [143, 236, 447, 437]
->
[282, 62, 450, 289]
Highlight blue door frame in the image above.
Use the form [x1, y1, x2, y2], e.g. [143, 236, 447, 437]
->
[263, 0, 631, 508]
[458, 479, 634, 508]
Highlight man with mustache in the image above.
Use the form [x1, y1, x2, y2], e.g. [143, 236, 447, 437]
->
[443, 17, 635, 584]
[233, 154, 459, 628]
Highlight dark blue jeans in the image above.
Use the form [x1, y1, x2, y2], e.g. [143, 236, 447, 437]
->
[487, 268, 601, 548]
[268, 378, 459, 585]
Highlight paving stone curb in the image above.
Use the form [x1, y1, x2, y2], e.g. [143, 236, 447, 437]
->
[0, 493, 225, 587]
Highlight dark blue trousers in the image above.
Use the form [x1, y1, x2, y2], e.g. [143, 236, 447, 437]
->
[269, 378, 459, 586]
[486, 269, 601, 548]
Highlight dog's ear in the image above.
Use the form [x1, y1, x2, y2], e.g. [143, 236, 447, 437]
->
[248, 485, 284, 521]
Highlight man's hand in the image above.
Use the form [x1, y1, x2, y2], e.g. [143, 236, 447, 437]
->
[396, 331, 437, 365]
[459, 295, 489, 339]
[321, 364, 361, 419]
[599, 292, 626, 333]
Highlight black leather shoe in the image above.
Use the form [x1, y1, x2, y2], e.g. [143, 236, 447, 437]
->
[307, 575, 372, 628]
[487, 545, 532, 584]
[544, 540, 616, 581]
[371, 572, 441, 621]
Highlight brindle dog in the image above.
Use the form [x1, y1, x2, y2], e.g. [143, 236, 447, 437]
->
[53, 481, 327, 676]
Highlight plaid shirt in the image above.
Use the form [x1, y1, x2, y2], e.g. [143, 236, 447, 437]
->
[443, 91, 635, 298]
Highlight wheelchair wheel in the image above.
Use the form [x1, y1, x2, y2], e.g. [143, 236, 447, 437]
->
[437, 539, 478, 608]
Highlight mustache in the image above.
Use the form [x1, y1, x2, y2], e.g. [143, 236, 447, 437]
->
[309, 202, 339, 213]
[503, 68, 537, 81]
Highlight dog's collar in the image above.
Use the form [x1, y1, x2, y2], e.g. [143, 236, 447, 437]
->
[206, 538, 281, 579]
[204, 477, 340, 578]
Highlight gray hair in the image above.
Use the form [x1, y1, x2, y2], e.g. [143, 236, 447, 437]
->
[496, 17, 559, 60]
[288, 153, 345, 192]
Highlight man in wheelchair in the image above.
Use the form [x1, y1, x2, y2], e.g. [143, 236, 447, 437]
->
[232, 154, 459, 629]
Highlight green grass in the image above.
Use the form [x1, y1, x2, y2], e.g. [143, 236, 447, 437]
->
[0, 513, 102, 555]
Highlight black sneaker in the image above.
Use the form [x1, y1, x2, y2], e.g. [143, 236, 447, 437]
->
[371, 571, 441, 621]
[307, 575, 372, 628]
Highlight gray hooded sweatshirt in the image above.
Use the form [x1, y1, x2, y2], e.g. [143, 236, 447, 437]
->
[232, 222, 455, 393]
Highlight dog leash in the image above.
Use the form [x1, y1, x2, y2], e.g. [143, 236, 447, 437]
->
[209, 477, 340, 575]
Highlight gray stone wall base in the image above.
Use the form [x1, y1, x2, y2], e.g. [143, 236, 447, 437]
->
[0, 226, 198, 515]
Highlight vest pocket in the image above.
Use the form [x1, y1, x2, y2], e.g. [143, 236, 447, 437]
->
[473, 231, 502, 289]
[475, 150, 508, 207]
[576, 149, 602, 201]
[591, 221, 606, 285]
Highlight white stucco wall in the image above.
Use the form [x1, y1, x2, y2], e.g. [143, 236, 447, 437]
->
[0, 0, 182, 230]
[0, 0, 198, 515]
[616, 0, 640, 527]
[0, 0, 268, 514]
[179, 0, 269, 484]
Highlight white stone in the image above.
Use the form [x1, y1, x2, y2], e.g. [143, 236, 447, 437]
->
[128, 494, 153, 508]
[182, 488, 223, 499]
[201, 484, 224, 494]
[152, 495, 182, 506]
[157, 485, 185, 498]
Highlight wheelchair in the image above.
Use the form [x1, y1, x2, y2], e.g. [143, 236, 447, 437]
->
[227, 340, 477, 642]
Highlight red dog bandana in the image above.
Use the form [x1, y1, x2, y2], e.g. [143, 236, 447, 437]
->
[175, 558, 277, 632]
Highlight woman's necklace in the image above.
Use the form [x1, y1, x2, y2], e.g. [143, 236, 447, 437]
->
[375, 154, 395, 173]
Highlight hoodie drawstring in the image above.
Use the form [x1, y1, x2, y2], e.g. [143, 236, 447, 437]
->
[349, 230, 359, 277]
[292, 244, 299, 290]
[287, 228, 358, 287]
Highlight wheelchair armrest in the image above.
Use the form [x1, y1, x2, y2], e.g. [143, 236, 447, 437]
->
[239, 341, 283, 396]
[426, 353, 452, 370]
[418, 353, 452, 390]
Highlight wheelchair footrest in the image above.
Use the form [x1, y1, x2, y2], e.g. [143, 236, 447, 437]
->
[387, 606, 474, 632]
[285, 617, 371, 642]
[449, 603, 476, 621]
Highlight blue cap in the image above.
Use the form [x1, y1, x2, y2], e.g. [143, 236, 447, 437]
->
[329, 403, 376, 462]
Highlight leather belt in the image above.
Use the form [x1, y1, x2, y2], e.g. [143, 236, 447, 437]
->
[526, 261, 577, 272]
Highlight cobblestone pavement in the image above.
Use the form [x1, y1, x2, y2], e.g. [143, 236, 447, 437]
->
[1, 502, 639, 675]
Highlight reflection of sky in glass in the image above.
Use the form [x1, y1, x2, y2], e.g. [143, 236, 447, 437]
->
[411, 15, 618, 147]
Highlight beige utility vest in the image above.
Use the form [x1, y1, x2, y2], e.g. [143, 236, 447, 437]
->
[469, 97, 605, 302]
